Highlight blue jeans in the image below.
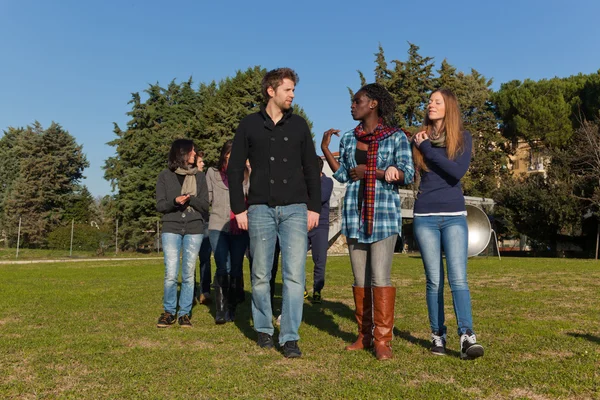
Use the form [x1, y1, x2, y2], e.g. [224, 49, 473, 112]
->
[248, 204, 307, 345]
[208, 229, 249, 278]
[162, 232, 203, 317]
[413, 215, 474, 336]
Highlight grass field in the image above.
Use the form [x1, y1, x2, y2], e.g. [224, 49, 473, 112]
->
[0, 255, 598, 399]
[0, 247, 161, 261]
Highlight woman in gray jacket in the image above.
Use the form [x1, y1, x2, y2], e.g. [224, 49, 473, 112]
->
[207, 140, 249, 324]
[156, 139, 209, 328]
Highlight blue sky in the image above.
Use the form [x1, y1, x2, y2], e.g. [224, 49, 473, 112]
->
[1, 0, 599, 198]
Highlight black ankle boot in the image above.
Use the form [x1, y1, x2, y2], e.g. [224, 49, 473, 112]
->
[214, 275, 229, 325]
[227, 276, 243, 322]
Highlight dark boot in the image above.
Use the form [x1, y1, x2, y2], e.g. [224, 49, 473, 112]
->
[345, 286, 373, 351]
[214, 275, 229, 325]
[227, 276, 242, 322]
[193, 281, 201, 305]
[236, 274, 246, 304]
[372, 286, 396, 361]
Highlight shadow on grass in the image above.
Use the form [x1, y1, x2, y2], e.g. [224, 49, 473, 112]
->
[393, 328, 460, 357]
[567, 332, 600, 344]
[303, 299, 356, 344]
[210, 282, 359, 345]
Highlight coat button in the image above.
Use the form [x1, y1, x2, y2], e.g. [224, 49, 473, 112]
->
[283, 158, 287, 162]
[270, 156, 275, 161]
[284, 137, 288, 141]
[271, 137, 275, 141]
[283, 179, 287, 184]
[270, 179, 275, 184]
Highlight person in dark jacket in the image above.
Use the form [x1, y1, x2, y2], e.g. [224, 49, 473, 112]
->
[228, 67, 321, 358]
[308, 157, 333, 303]
[156, 139, 209, 328]
[412, 89, 484, 360]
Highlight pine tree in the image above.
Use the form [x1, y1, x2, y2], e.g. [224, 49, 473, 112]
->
[104, 67, 314, 249]
[1, 122, 88, 246]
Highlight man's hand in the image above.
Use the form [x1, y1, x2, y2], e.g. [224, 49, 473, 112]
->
[307, 211, 320, 231]
[349, 164, 366, 181]
[385, 166, 401, 183]
[235, 211, 248, 231]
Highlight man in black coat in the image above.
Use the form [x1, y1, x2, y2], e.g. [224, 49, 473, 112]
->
[228, 67, 321, 358]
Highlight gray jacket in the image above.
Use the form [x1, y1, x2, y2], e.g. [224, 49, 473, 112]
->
[206, 167, 248, 233]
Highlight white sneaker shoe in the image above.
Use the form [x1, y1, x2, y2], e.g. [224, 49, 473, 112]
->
[460, 329, 484, 360]
[276, 315, 281, 326]
[431, 331, 447, 356]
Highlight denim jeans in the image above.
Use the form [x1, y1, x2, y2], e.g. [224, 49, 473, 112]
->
[248, 204, 307, 345]
[413, 215, 474, 336]
[209, 229, 249, 278]
[162, 232, 203, 317]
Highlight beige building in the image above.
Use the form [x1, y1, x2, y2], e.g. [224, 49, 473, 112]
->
[507, 140, 549, 178]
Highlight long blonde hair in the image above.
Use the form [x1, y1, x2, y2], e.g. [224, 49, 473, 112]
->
[412, 89, 465, 172]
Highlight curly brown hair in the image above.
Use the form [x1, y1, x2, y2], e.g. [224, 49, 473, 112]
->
[261, 67, 299, 104]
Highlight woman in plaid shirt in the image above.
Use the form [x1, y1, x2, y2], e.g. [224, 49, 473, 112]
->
[321, 83, 414, 360]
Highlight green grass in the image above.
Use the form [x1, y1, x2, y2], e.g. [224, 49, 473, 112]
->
[0, 247, 161, 260]
[0, 255, 598, 399]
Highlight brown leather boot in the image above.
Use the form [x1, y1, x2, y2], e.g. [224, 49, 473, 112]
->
[345, 286, 373, 351]
[372, 286, 396, 361]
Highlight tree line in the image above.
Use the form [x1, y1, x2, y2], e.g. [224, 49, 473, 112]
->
[1, 44, 599, 253]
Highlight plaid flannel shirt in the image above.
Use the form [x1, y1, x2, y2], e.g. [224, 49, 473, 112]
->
[333, 128, 414, 243]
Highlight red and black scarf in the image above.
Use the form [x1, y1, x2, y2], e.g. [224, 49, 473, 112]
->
[354, 119, 395, 235]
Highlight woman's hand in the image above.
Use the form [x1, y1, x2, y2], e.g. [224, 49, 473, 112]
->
[321, 129, 340, 152]
[385, 166, 400, 182]
[349, 164, 366, 181]
[413, 131, 429, 148]
[175, 194, 190, 205]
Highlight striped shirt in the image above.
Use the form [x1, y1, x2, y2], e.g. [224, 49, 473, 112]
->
[333, 129, 414, 243]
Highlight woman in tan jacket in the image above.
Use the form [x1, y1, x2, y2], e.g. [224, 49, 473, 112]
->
[206, 140, 249, 324]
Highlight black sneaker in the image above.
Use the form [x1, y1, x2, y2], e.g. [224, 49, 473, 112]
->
[257, 332, 274, 349]
[460, 329, 484, 360]
[282, 340, 302, 358]
[311, 291, 322, 304]
[431, 331, 446, 356]
[156, 312, 176, 328]
[178, 315, 193, 328]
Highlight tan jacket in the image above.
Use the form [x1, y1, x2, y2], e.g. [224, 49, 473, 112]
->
[206, 167, 248, 232]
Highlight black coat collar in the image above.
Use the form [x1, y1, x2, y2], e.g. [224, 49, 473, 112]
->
[259, 104, 294, 130]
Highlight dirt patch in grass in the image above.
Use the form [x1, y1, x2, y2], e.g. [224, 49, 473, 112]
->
[5, 357, 36, 384]
[0, 316, 21, 326]
[508, 388, 556, 400]
[121, 337, 214, 350]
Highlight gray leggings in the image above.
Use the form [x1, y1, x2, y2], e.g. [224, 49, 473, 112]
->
[347, 235, 397, 287]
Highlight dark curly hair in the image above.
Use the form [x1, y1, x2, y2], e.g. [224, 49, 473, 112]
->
[261, 67, 299, 104]
[357, 83, 397, 127]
